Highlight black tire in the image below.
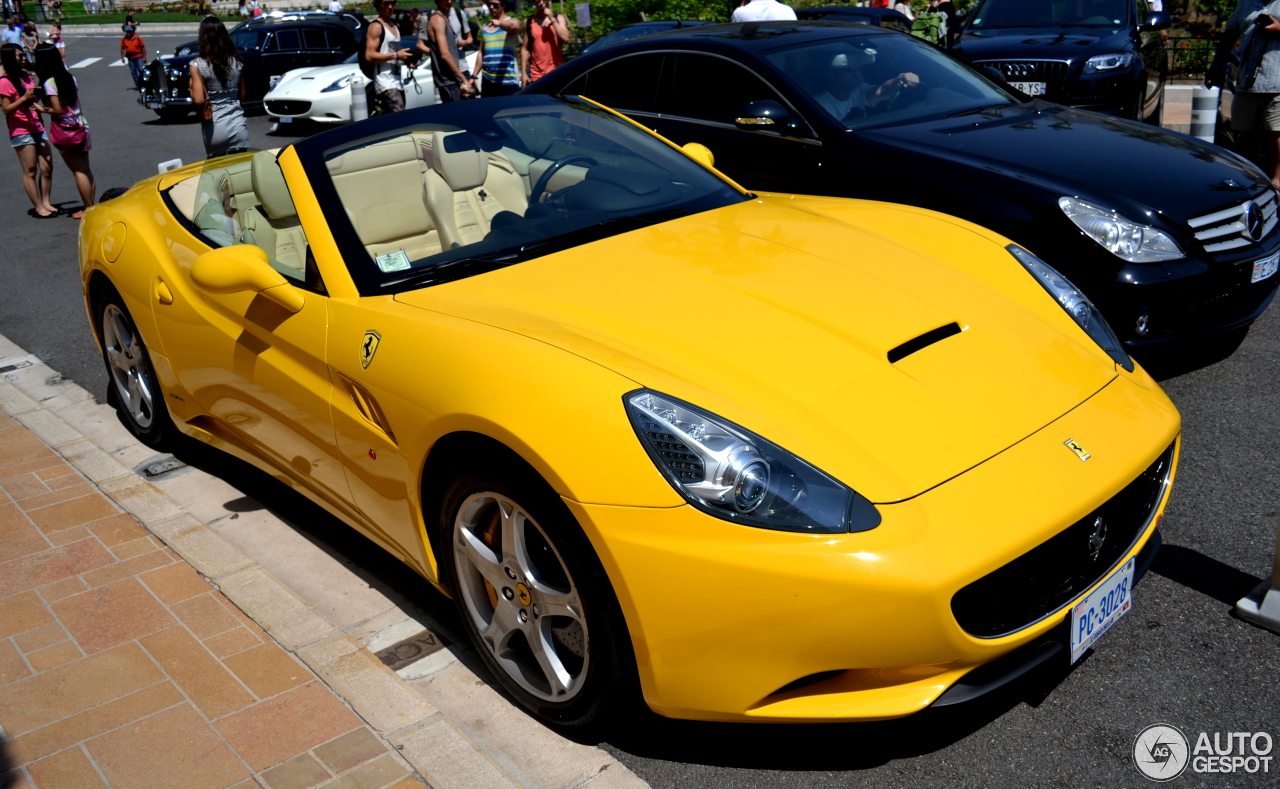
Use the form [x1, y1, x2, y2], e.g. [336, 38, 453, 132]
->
[1144, 86, 1165, 127]
[438, 464, 634, 731]
[94, 291, 177, 450]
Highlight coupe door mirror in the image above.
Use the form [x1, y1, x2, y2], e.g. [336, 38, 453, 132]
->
[1141, 11, 1172, 31]
[682, 142, 715, 169]
[735, 100, 801, 135]
[191, 245, 304, 313]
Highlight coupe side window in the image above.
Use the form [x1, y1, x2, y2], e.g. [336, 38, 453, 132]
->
[659, 55, 797, 131]
[563, 53, 664, 114]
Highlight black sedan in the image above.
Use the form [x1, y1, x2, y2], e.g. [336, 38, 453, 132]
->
[578, 21, 715, 56]
[951, 0, 1170, 123]
[525, 22, 1280, 353]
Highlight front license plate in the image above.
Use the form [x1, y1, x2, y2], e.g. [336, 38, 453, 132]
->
[277, 115, 291, 123]
[1010, 81, 1046, 96]
[1252, 252, 1278, 283]
[1069, 557, 1134, 663]
[147, 101, 161, 109]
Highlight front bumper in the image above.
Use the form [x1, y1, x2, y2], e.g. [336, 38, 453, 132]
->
[567, 372, 1180, 722]
[264, 91, 351, 124]
[137, 94, 193, 110]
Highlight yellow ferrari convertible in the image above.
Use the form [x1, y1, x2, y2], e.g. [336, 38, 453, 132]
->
[79, 95, 1180, 728]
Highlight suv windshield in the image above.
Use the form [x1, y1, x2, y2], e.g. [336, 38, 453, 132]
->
[304, 96, 747, 291]
[968, 0, 1131, 29]
[763, 33, 1015, 131]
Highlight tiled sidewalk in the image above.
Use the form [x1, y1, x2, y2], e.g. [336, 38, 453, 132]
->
[0, 410, 426, 789]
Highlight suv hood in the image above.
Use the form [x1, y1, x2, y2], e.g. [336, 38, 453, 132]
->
[954, 27, 1130, 61]
[394, 198, 1117, 502]
[856, 101, 1270, 226]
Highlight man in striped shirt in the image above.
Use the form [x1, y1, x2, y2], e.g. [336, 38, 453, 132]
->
[473, 0, 521, 95]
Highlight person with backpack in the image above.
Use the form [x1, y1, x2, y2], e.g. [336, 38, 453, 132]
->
[0, 43, 57, 217]
[419, 0, 475, 101]
[33, 43, 92, 218]
[362, 0, 412, 114]
[521, 0, 567, 84]
[472, 0, 521, 95]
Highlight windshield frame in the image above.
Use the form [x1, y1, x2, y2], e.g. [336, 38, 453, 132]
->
[293, 94, 750, 296]
[966, 0, 1134, 30]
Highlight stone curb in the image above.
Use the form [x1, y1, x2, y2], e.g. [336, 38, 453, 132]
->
[0, 338, 547, 789]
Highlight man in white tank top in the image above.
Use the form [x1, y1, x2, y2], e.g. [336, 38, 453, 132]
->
[365, 0, 411, 114]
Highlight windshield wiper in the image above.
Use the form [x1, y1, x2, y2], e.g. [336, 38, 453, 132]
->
[946, 102, 1015, 118]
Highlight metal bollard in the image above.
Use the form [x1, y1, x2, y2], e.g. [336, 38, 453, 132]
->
[1235, 512, 1280, 635]
[351, 78, 368, 122]
[1191, 85, 1219, 144]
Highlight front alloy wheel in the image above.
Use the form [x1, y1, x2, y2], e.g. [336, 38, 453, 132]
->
[97, 295, 174, 448]
[452, 491, 589, 702]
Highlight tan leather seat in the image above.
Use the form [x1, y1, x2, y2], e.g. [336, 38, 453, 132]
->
[240, 151, 308, 279]
[424, 131, 527, 251]
[327, 135, 442, 261]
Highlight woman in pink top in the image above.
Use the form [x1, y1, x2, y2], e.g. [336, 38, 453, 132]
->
[521, 0, 568, 83]
[0, 44, 56, 217]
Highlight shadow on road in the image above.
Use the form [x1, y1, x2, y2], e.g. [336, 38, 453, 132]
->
[1, 736, 17, 788]
[1140, 327, 1249, 381]
[1149, 543, 1263, 606]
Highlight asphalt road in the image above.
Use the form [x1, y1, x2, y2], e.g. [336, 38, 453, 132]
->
[1, 31, 1278, 789]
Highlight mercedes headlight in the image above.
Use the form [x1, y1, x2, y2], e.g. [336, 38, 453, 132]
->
[1059, 197, 1184, 263]
[625, 390, 881, 534]
[1008, 245, 1133, 371]
[321, 74, 355, 92]
[1083, 52, 1134, 73]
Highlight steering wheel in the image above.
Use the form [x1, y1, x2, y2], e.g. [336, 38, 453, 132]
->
[529, 155, 598, 205]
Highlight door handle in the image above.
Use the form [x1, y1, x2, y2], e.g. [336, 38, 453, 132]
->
[156, 278, 174, 305]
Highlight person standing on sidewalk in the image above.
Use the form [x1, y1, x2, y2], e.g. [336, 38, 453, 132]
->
[189, 17, 249, 158]
[473, 0, 521, 96]
[120, 25, 146, 89]
[420, 0, 475, 101]
[520, 0, 567, 85]
[1, 43, 57, 217]
[33, 43, 93, 218]
[365, 0, 411, 115]
[1210, 0, 1280, 186]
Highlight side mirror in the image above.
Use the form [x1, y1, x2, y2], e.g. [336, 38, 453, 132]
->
[983, 65, 1007, 84]
[682, 142, 715, 169]
[1141, 11, 1171, 31]
[191, 244, 304, 313]
[735, 100, 801, 135]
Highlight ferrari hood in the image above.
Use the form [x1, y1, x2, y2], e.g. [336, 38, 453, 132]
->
[270, 63, 355, 94]
[394, 198, 1117, 502]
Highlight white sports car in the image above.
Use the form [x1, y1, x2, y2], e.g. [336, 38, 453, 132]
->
[263, 48, 479, 125]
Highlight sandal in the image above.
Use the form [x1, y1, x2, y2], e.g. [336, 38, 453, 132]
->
[70, 211, 84, 220]
[29, 208, 59, 219]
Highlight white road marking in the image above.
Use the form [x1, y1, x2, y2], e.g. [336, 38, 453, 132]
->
[108, 59, 127, 67]
[69, 57, 102, 69]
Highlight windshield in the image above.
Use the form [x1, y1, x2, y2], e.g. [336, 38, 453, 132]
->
[763, 33, 1015, 131]
[968, 0, 1131, 29]
[307, 96, 746, 291]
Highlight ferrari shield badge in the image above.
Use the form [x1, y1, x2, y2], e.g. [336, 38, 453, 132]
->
[1064, 438, 1091, 462]
[360, 331, 381, 370]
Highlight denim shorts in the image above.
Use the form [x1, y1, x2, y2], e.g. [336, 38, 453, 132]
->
[9, 131, 46, 148]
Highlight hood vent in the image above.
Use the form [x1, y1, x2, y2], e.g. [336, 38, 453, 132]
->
[888, 323, 962, 364]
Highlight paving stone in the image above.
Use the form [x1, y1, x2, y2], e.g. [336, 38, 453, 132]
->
[0, 456, 63, 480]
[0, 504, 51, 565]
[81, 549, 172, 589]
[0, 639, 31, 686]
[26, 641, 82, 673]
[14, 410, 83, 450]
[0, 427, 57, 474]
[46, 526, 91, 547]
[0, 538, 114, 598]
[98, 476, 183, 526]
[15, 483, 94, 513]
[141, 627, 255, 719]
[86, 513, 150, 547]
[59, 439, 132, 485]
[0, 381, 40, 418]
[0, 592, 54, 638]
[214, 682, 362, 772]
[149, 515, 254, 580]
[203, 627, 262, 659]
[313, 727, 387, 775]
[88, 703, 250, 789]
[171, 593, 242, 640]
[52, 579, 176, 655]
[14, 624, 67, 654]
[260, 752, 332, 789]
[112, 536, 160, 560]
[384, 778, 429, 789]
[219, 567, 336, 651]
[392, 718, 519, 789]
[36, 576, 87, 603]
[0, 472, 51, 501]
[27, 745, 109, 789]
[297, 637, 436, 735]
[25, 494, 119, 535]
[35, 465, 76, 482]
[44, 474, 85, 492]
[0, 643, 165, 737]
[138, 562, 214, 605]
[6, 682, 184, 765]
[222, 642, 309, 700]
[325, 752, 408, 789]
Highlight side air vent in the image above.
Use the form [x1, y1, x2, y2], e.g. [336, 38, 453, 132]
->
[887, 323, 962, 364]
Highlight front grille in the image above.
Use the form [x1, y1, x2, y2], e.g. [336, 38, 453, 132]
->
[975, 60, 1069, 86]
[1188, 191, 1278, 254]
[951, 442, 1175, 638]
[266, 100, 312, 116]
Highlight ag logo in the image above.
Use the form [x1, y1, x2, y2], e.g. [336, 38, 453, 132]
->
[1134, 724, 1190, 782]
[360, 331, 381, 370]
[1064, 438, 1091, 461]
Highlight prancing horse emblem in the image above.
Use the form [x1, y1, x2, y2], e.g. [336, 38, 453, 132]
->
[1064, 438, 1091, 461]
[1087, 517, 1107, 561]
[360, 331, 381, 370]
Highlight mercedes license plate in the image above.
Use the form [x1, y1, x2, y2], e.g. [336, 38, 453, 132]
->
[1070, 557, 1134, 663]
[1252, 252, 1278, 283]
[1010, 81, 1046, 96]
[277, 115, 291, 123]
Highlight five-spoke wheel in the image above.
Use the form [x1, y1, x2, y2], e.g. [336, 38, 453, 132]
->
[96, 293, 174, 448]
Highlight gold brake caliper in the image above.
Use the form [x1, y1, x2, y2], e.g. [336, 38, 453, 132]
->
[481, 507, 502, 611]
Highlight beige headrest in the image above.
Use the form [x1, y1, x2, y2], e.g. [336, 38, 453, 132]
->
[251, 150, 297, 221]
[431, 131, 488, 192]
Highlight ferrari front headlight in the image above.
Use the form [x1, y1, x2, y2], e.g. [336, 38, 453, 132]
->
[1083, 52, 1134, 73]
[1059, 197, 1184, 263]
[321, 74, 355, 93]
[1008, 244, 1134, 371]
[625, 390, 881, 534]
